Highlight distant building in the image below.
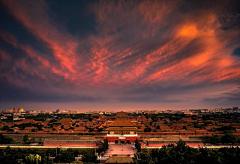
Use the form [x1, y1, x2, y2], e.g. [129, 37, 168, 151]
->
[4, 107, 25, 114]
[233, 107, 239, 111]
[115, 111, 129, 120]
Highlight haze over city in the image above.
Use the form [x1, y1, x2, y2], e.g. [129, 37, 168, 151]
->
[0, 0, 240, 111]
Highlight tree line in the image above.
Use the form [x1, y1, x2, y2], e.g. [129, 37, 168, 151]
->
[134, 140, 240, 164]
[0, 147, 97, 164]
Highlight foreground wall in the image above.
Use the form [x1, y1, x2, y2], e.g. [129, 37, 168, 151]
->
[2, 134, 103, 143]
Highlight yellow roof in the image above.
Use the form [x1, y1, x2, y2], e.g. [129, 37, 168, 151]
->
[109, 120, 136, 127]
[106, 127, 137, 131]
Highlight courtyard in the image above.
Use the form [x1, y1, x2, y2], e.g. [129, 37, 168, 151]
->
[105, 144, 136, 156]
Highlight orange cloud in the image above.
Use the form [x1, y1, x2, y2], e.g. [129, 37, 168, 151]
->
[0, 49, 11, 61]
[178, 24, 199, 38]
[1, 0, 240, 91]
[2, 0, 79, 75]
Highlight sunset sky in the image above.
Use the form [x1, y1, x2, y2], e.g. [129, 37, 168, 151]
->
[0, 0, 240, 111]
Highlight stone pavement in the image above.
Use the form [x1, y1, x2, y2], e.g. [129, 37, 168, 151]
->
[105, 144, 136, 156]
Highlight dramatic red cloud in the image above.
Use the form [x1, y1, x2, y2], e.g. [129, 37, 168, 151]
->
[0, 49, 11, 61]
[0, 0, 239, 101]
[2, 0, 79, 78]
[89, 1, 240, 88]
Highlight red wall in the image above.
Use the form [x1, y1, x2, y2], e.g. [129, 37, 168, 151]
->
[44, 143, 96, 146]
[125, 136, 140, 142]
[105, 136, 119, 142]
[105, 136, 140, 142]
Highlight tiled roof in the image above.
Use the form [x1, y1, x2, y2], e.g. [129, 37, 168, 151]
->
[56, 118, 74, 126]
[106, 127, 138, 131]
[116, 112, 128, 118]
[109, 120, 136, 127]
[15, 119, 37, 125]
[74, 126, 86, 131]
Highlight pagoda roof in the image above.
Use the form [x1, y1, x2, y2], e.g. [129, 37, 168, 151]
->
[116, 111, 128, 118]
[106, 127, 138, 131]
[109, 120, 136, 127]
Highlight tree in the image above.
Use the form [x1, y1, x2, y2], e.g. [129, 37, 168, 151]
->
[135, 139, 141, 152]
[0, 134, 13, 144]
[0, 134, 4, 143]
[134, 150, 153, 164]
[134, 140, 198, 164]
[55, 148, 75, 163]
[23, 135, 31, 144]
[103, 139, 109, 152]
[144, 127, 151, 132]
[2, 126, 10, 131]
[133, 140, 240, 164]
[221, 131, 238, 144]
[209, 135, 220, 144]
[25, 154, 41, 164]
[98, 139, 109, 154]
[82, 150, 97, 163]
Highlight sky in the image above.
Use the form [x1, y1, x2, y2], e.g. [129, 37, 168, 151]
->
[0, 0, 240, 111]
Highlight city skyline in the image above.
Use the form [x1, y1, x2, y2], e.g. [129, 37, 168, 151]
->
[0, 0, 240, 111]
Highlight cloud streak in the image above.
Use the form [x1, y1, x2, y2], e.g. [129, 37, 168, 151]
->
[0, 0, 239, 110]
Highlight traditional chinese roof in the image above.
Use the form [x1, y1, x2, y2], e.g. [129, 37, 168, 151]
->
[56, 118, 74, 126]
[106, 127, 138, 131]
[116, 112, 128, 118]
[73, 126, 86, 132]
[15, 119, 37, 125]
[109, 120, 136, 127]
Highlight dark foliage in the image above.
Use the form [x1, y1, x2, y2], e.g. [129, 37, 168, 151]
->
[0, 147, 96, 164]
[144, 127, 152, 132]
[54, 148, 75, 163]
[0, 134, 13, 144]
[135, 139, 141, 152]
[221, 131, 238, 144]
[209, 135, 220, 144]
[82, 150, 97, 163]
[134, 140, 240, 164]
